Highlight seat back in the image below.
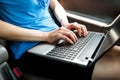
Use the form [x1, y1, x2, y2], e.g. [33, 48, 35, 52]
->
[59, 0, 120, 25]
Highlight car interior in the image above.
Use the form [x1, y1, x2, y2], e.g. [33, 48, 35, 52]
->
[0, 0, 120, 80]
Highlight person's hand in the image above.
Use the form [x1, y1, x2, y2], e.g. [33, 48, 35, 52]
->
[46, 27, 78, 44]
[64, 22, 88, 36]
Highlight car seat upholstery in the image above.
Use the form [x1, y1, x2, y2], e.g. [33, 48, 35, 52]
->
[0, 43, 17, 80]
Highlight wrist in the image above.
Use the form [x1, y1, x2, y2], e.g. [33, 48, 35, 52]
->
[61, 20, 69, 27]
[41, 32, 49, 42]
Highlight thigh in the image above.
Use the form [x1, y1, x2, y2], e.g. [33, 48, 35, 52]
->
[92, 45, 120, 80]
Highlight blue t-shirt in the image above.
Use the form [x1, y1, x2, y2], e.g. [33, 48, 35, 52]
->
[0, 0, 58, 59]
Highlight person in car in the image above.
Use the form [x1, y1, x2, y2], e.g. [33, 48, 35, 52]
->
[0, 0, 88, 60]
[0, 0, 120, 79]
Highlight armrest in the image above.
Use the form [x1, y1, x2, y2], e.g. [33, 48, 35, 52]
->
[66, 10, 107, 32]
[66, 10, 107, 27]
[0, 44, 8, 64]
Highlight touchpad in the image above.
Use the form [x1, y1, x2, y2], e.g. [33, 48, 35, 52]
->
[28, 43, 55, 55]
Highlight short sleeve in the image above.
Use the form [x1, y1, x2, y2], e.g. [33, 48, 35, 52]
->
[0, 15, 2, 20]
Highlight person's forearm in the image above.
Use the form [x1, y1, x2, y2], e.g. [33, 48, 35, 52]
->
[0, 20, 48, 41]
[50, 0, 69, 27]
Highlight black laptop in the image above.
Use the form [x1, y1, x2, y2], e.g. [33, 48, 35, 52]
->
[27, 0, 120, 67]
[27, 12, 120, 67]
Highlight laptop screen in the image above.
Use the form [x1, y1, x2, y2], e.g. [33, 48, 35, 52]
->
[92, 18, 120, 65]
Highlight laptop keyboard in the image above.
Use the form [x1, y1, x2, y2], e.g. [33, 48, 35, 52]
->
[47, 32, 95, 60]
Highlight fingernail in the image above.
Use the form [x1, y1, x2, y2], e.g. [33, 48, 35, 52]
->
[71, 41, 74, 44]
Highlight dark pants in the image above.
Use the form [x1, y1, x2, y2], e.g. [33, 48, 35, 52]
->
[8, 52, 95, 80]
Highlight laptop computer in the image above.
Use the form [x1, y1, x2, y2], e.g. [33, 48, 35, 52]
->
[27, 13, 120, 67]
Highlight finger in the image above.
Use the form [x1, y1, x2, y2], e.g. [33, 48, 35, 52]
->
[79, 24, 88, 36]
[58, 34, 74, 44]
[58, 27, 77, 42]
[66, 30, 78, 43]
[72, 22, 88, 36]
[59, 28, 78, 43]
[73, 22, 83, 36]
